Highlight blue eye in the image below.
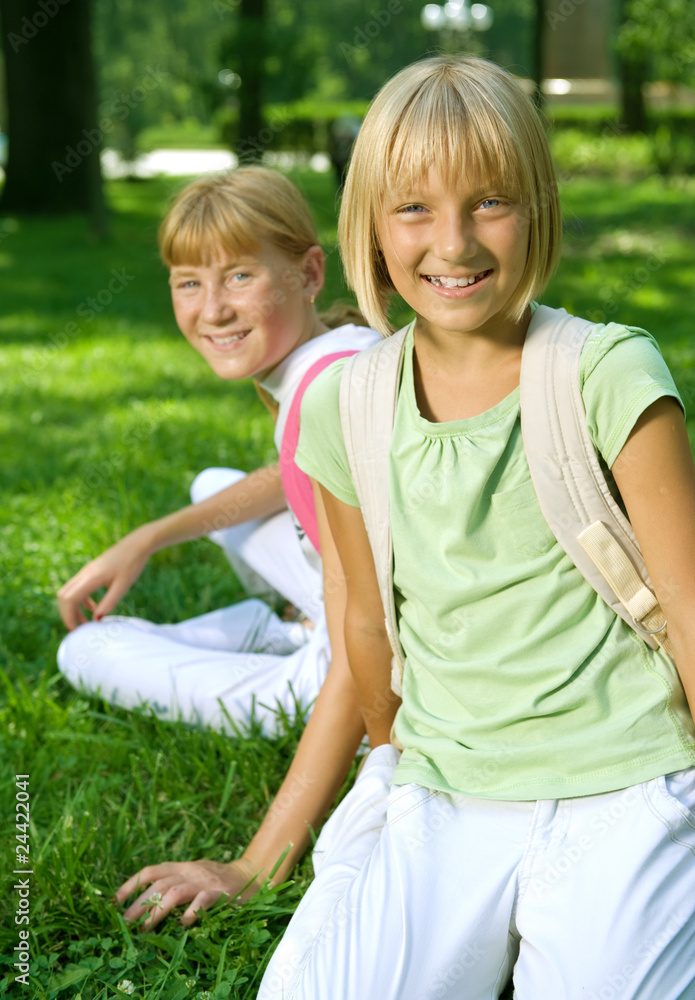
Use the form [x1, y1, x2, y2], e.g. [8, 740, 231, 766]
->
[399, 204, 427, 215]
[230, 272, 250, 282]
[479, 198, 501, 209]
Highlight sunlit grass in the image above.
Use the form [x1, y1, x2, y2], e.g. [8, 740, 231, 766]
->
[2, 160, 694, 997]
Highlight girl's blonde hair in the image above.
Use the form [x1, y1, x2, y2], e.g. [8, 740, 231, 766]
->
[159, 166, 320, 267]
[339, 56, 563, 335]
[159, 165, 368, 331]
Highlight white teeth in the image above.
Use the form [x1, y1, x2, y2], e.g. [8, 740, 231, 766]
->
[209, 331, 247, 344]
[427, 272, 486, 287]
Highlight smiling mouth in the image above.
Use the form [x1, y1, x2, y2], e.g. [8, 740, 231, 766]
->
[424, 270, 491, 288]
[206, 330, 250, 345]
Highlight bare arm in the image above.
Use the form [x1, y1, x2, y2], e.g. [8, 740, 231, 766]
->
[319, 484, 400, 747]
[58, 464, 286, 629]
[611, 397, 695, 715]
[115, 482, 365, 929]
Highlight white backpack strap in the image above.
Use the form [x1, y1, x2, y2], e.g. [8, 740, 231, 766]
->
[339, 329, 409, 694]
[521, 305, 671, 656]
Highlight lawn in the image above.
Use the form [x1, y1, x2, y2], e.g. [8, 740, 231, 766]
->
[1, 158, 695, 999]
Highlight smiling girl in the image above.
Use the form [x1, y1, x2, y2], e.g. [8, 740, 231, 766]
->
[257, 57, 695, 999]
[57, 167, 379, 734]
[54, 166, 383, 929]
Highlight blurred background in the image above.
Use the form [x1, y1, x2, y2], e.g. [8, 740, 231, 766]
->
[1, 6, 695, 997]
[1, 0, 695, 225]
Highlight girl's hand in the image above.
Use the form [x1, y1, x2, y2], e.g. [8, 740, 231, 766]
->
[57, 525, 156, 631]
[113, 857, 263, 930]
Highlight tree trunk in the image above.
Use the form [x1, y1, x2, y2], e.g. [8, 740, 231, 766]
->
[0, 0, 107, 235]
[618, 52, 648, 132]
[236, 0, 266, 162]
[532, 0, 546, 114]
[617, 0, 647, 132]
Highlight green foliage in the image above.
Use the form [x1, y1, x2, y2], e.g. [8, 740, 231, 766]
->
[2, 162, 695, 997]
[93, 0, 225, 161]
[550, 126, 653, 180]
[89, 0, 545, 155]
[549, 117, 695, 180]
[617, 0, 695, 86]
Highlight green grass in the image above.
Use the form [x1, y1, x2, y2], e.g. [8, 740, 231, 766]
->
[2, 157, 695, 998]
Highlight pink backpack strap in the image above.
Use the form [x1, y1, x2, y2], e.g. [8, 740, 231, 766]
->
[279, 351, 358, 554]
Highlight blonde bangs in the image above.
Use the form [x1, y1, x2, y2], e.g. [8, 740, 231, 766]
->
[159, 194, 259, 268]
[159, 167, 319, 269]
[382, 79, 523, 207]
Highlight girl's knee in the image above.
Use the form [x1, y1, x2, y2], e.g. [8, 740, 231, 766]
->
[190, 467, 244, 504]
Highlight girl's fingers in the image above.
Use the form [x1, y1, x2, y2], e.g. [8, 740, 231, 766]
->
[121, 878, 179, 925]
[180, 890, 224, 927]
[94, 574, 136, 619]
[116, 862, 237, 930]
[140, 882, 204, 931]
[58, 583, 100, 630]
[114, 864, 170, 903]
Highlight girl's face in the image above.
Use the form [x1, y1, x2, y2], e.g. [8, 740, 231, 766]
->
[169, 241, 323, 381]
[378, 167, 530, 345]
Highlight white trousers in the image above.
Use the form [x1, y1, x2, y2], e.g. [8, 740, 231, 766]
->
[57, 468, 327, 734]
[259, 746, 695, 999]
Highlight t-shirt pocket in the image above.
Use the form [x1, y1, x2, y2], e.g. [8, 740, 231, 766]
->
[490, 479, 556, 557]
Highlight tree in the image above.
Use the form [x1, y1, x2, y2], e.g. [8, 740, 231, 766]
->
[92, 0, 224, 167]
[531, 0, 546, 112]
[616, 0, 695, 132]
[0, 0, 107, 233]
[616, 0, 648, 133]
[220, 0, 267, 161]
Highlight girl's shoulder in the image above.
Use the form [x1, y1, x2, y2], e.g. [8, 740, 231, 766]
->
[301, 353, 347, 414]
[579, 320, 666, 386]
[311, 323, 381, 354]
[577, 319, 682, 469]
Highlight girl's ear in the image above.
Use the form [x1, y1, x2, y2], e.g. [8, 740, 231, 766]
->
[302, 245, 326, 301]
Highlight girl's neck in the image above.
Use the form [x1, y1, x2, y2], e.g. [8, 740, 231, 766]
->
[292, 307, 330, 356]
[307, 309, 330, 344]
[412, 310, 531, 423]
[254, 308, 330, 402]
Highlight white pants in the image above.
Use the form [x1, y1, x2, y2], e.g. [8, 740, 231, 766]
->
[57, 468, 327, 734]
[259, 746, 695, 999]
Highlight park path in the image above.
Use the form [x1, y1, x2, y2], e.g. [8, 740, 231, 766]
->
[100, 148, 331, 178]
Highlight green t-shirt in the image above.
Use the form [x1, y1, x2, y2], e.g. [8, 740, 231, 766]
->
[296, 320, 695, 800]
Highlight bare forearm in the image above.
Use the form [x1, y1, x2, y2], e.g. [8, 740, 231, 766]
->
[345, 614, 400, 746]
[140, 464, 286, 555]
[242, 658, 365, 884]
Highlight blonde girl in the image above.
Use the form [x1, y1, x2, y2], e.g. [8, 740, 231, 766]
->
[258, 57, 695, 998]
